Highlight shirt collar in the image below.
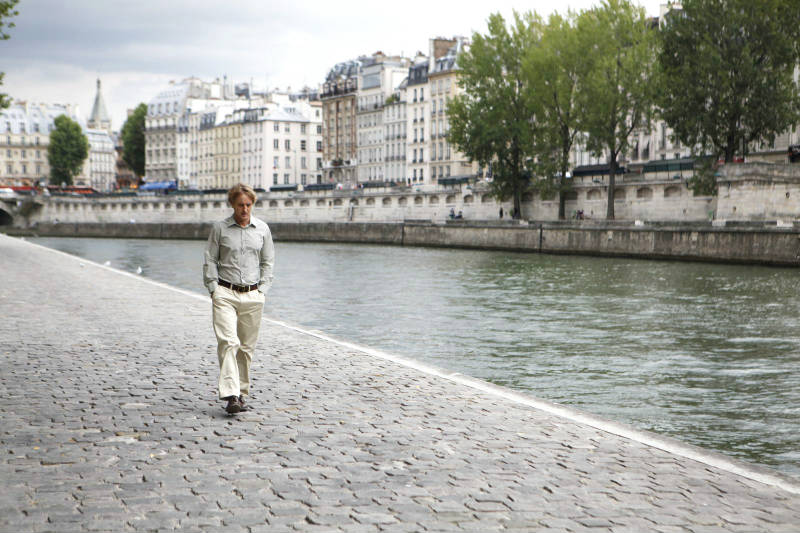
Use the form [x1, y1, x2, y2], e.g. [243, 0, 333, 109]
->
[225, 215, 256, 228]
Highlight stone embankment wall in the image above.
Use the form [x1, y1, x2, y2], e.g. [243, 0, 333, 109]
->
[9, 177, 717, 229]
[10, 220, 800, 267]
[716, 163, 800, 221]
[2, 163, 799, 230]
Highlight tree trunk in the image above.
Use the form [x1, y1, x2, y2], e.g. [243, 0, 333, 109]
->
[606, 156, 616, 220]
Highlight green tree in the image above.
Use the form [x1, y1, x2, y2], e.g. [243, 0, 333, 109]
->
[121, 102, 147, 178]
[658, 0, 800, 167]
[524, 10, 589, 220]
[48, 115, 89, 186]
[448, 12, 541, 218]
[0, 0, 20, 109]
[577, 0, 659, 219]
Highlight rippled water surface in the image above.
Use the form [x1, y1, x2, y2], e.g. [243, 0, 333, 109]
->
[31, 236, 800, 477]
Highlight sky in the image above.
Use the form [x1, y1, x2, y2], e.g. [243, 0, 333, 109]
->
[1, 0, 664, 132]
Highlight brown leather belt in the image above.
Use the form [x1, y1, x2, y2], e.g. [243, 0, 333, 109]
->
[218, 279, 258, 292]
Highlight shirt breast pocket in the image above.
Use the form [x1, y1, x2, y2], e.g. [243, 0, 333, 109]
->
[245, 232, 263, 252]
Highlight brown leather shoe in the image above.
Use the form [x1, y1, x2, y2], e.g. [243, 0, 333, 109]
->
[225, 396, 241, 414]
[238, 396, 252, 411]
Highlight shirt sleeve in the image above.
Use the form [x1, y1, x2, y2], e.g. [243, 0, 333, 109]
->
[258, 225, 275, 294]
[203, 223, 221, 295]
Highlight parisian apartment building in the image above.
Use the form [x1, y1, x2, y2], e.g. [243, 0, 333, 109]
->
[147, 77, 322, 191]
[0, 79, 116, 191]
[320, 36, 477, 189]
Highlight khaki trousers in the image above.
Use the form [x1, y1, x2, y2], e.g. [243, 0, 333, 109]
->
[212, 286, 265, 400]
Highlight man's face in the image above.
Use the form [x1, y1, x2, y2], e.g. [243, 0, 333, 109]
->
[231, 193, 253, 226]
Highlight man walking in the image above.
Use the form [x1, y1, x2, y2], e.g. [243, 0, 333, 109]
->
[203, 183, 274, 414]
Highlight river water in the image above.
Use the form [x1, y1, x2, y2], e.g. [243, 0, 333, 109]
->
[29, 236, 800, 478]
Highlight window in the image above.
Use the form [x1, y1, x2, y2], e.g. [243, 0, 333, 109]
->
[301, 124, 306, 134]
[420, 168, 424, 180]
[301, 156, 307, 169]
[273, 139, 279, 149]
[301, 140, 306, 151]
[285, 139, 291, 150]
[317, 125, 322, 134]
[21, 150, 26, 159]
[284, 124, 290, 133]
[274, 123, 279, 132]
[420, 149, 424, 162]
[316, 157, 322, 169]
[301, 173, 307, 185]
[283, 173, 290, 184]
[316, 141, 322, 152]
[273, 173, 278, 184]
[21, 163, 26, 174]
[273, 156, 279, 168]
[420, 88, 424, 101]
[285, 156, 291, 168]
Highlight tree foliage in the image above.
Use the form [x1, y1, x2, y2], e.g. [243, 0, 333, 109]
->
[48, 115, 89, 186]
[524, 11, 589, 219]
[658, 0, 800, 164]
[577, 0, 659, 219]
[121, 103, 147, 178]
[448, 12, 541, 217]
[0, 0, 19, 109]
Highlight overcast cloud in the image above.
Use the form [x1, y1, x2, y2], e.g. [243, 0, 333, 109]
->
[1, 0, 662, 131]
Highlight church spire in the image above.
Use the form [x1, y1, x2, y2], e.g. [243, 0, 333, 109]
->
[88, 78, 111, 132]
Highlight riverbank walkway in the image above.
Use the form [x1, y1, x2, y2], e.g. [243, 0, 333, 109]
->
[1, 234, 799, 533]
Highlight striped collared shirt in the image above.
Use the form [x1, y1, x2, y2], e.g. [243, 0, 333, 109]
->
[203, 215, 274, 295]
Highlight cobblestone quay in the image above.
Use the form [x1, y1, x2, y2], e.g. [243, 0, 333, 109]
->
[1, 234, 799, 533]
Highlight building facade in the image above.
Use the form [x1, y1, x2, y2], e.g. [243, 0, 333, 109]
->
[406, 55, 429, 185]
[321, 60, 360, 185]
[238, 102, 323, 190]
[356, 52, 410, 183]
[145, 77, 245, 185]
[427, 37, 476, 183]
[383, 86, 407, 183]
[85, 128, 116, 191]
[0, 102, 83, 187]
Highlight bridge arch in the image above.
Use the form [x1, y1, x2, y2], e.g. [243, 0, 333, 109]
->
[0, 205, 14, 226]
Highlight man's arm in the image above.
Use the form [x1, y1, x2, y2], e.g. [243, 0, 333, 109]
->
[203, 223, 221, 295]
[258, 226, 275, 294]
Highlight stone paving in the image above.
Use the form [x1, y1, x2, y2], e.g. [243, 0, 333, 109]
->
[1, 234, 799, 533]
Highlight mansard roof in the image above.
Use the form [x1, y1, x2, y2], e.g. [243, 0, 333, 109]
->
[0, 102, 84, 135]
[325, 59, 362, 82]
[263, 106, 310, 123]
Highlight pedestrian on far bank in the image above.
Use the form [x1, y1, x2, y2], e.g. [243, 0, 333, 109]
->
[499, 207, 504, 219]
[203, 183, 274, 414]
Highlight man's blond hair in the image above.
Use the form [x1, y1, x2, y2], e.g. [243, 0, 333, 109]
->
[228, 183, 256, 205]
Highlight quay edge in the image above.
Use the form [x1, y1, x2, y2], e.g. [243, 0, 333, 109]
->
[4, 220, 800, 267]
